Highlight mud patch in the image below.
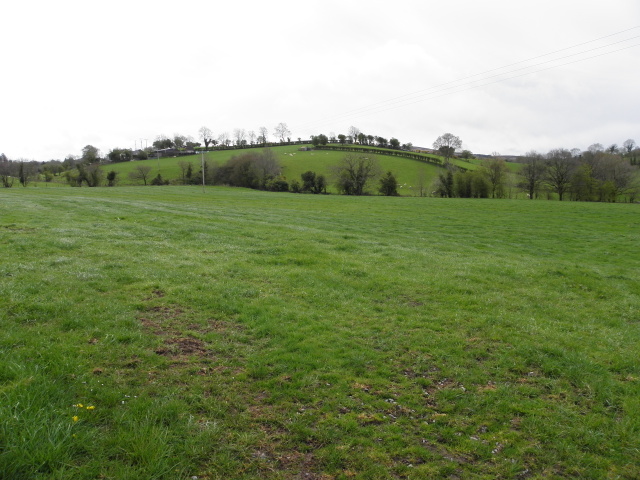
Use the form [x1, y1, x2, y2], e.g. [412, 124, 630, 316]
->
[156, 337, 208, 357]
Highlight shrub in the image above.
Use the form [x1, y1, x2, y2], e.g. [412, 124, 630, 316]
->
[289, 179, 301, 193]
[151, 174, 169, 186]
[266, 177, 289, 192]
[378, 171, 399, 196]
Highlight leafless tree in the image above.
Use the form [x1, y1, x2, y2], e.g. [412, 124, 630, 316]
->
[173, 134, 188, 149]
[233, 128, 246, 147]
[482, 157, 509, 198]
[588, 143, 604, 154]
[0, 153, 15, 187]
[348, 126, 360, 143]
[199, 126, 214, 150]
[177, 160, 193, 184]
[415, 167, 428, 197]
[331, 153, 382, 195]
[623, 139, 636, 154]
[248, 130, 257, 145]
[129, 165, 153, 185]
[274, 122, 291, 143]
[218, 132, 231, 147]
[519, 151, 547, 199]
[545, 148, 575, 201]
[252, 148, 281, 187]
[602, 154, 639, 199]
[258, 126, 269, 145]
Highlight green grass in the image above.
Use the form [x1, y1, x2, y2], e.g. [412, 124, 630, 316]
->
[74, 145, 444, 194]
[1, 187, 639, 479]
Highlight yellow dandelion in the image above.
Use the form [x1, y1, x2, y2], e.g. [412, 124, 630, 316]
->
[86, 406, 95, 410]
[72, 416, 79, 422]
[76, 403, 83, 408]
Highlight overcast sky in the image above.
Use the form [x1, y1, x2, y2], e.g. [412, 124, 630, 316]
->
[1, 0, 639, 161]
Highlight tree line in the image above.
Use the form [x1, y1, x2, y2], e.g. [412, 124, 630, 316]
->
[2, 129, 638, 202]
[433, 140, 639, 202]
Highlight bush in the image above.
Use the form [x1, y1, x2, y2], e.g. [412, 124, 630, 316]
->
[214, 149, 281, 190]
[106, 170, 118, 187]
[378, 171, 399, 196]
[151, 174, 169, 185]
[289, 179, 301, 193]
[266, 177, 289, 192]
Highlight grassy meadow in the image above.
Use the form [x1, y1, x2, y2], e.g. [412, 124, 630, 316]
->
[1, 186, 639, 479]
[84, 145, 447, 194]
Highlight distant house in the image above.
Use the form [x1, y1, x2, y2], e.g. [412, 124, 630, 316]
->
[154, 148, 180, 158]
[152, 147, 198, 158]
[298, 147, 313, 151]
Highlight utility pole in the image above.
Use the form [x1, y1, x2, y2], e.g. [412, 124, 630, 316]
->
[201, 150, 205, 193]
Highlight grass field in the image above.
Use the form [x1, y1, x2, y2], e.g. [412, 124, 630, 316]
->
[80, 145, 447, 194]
[1, 186, 639, 479]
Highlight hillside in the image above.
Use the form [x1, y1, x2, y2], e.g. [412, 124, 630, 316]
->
[93, 145, 450, 193]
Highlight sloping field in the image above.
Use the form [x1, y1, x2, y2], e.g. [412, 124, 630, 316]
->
[1, 187, 639, 479]
[97, 145, 445, 193]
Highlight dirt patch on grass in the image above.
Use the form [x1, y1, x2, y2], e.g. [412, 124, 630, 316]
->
[155, 337, 208, 357]
[421, 438, 472, 465]
[138, 304, 213, 360]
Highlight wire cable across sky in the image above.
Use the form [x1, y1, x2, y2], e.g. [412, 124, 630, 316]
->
[298, 26, 640, 133]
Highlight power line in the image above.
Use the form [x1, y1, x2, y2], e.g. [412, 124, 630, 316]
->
[298, 26, 640, 132]
[315, 35, 640, 125]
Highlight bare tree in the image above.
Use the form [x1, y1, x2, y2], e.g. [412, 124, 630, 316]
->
[233, 128, 247, 147]
[199, 126, 214, 150]
[248, 130, 257, 145]
[545, 148, 575, 201]
[252, 148, 281, 187]
[414, 167, 428, 197]
[623, 139, 636, 154]
[177, 160, 193, 184]
[0, 153, 15, 187]
[348, 126, 360, 143]
[433, 133, 462, 162]
[519, 151, 547, 199]
[129, 165, 153, 185]
[588, 143, 604, 154]
[258, 126, 269, 145]
[274, 122, 291, 143]
[171, 134, 185, 149]
[218, 132, 231, 147]
[331, 153, 382, 195]
[602, 154, 639, 200]
[482, 157, 509, 198]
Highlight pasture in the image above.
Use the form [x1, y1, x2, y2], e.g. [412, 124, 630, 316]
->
[1, 186, 638, 479]
[92, 145, 448, 194]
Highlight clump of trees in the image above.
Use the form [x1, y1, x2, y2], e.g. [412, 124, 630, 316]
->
[298, 171, 327, 194]
[331, 153, 382, 195]
[212, 149, 282, 190]
[378, 171, 399, 196]
[519, 145, 639, 202]
[433, 158, 508, 199]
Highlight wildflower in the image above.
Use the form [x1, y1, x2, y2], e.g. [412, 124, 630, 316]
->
[72, 416, 79, 422]
[86, 406, 95, 410]
[75, 403, 83, 408]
